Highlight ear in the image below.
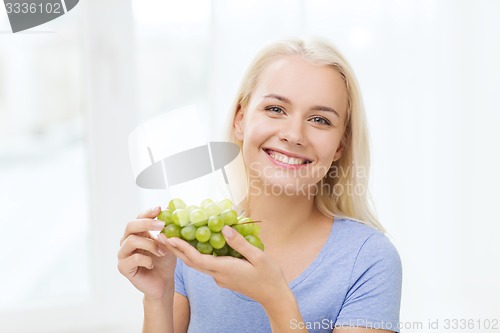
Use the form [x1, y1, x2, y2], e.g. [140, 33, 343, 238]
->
[333, 135, 346, 162]
[233, 105, 245, 141]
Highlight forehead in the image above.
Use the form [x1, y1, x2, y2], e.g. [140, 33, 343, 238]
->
[252, 55, 348, 117]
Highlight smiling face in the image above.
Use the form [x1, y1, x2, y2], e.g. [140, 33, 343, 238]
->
[234, 55, 349, 196]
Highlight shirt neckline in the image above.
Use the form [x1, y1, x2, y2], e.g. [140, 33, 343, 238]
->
[230, 216, 343, 302]
[287, 215, 340, 290]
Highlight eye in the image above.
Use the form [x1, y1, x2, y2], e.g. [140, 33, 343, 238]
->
[265, 106, 285, 114]
[309, 116, 331, 126]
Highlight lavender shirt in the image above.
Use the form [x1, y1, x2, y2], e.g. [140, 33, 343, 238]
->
[175, 217, 403, 333]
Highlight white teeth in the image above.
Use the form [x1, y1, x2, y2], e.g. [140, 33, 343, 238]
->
[268, 150, 307, 165]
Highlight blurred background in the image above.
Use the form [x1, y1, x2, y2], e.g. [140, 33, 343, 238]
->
[1, 0, 499, 332]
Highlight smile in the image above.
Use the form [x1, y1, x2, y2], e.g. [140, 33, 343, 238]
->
[263, 149, 312, 166]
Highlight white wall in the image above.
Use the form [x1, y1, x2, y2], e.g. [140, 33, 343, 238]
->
[209, 1, 500, 329]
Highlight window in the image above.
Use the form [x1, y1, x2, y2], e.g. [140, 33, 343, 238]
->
[0, 3, 90, 311]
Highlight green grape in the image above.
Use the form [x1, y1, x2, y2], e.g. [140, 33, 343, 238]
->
[168, 198, 186, 212]
[195, 226, 211, 243]
[209, 232, 226, 249]
[200, 198, 215, 209]
[162, 197, 262, 257]
[220, 209, 238, 226]
[203, 203, 221, 217]
[250, 223, 260, 236]
[162, 224, 181, 238]
[216, 198, 233, 211]
[197, 241, 213, 254]
[237, 216, 251, 223]
[190, 209, 208, 227]
[157, 209, 174, 225]
[233, 223, 254, 237]
[180, 224, 196, 241]
[245, 235, 264, 251]
[172, 208, 190, 227]
[207, 215, 224, 232]
[184, 205, 199, 215]
[213, 244, 229, 256]
[228, 246, 242, 258]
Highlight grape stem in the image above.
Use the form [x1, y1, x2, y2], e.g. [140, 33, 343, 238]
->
[238, 220, 263, 225]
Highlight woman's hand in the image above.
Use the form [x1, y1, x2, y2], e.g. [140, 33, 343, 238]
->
[117, 206, 178, 301]
[163, 225, 289, 307]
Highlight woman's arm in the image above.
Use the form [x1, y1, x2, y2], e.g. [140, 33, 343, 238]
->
[117, 207, 188, 333]
[143, 289, 190, 333]
[143, 290, 174, 333]
[261, 286, 307, 333]
[173, 293, 190, 333]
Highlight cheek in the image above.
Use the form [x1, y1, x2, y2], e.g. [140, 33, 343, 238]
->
[242, 116, 272, 148]
[320, 148, 337, 164]
[241, 126, 263, 161]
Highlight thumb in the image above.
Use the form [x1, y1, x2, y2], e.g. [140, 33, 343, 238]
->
[222, 225, 260, 263]
[137, 205, 161, 219]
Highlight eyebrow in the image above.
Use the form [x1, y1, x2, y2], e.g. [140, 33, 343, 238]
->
[263, 94, 340, 118]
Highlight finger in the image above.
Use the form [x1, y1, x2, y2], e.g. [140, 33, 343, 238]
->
[157, 234, 193, 265]
[118, 234, 165, 259]
[137, 206, 161, 219]
[157, 233, 181, 258]
[222, 226, 263, 264]
[166, 238, 216, 274]
[118, 253, 154, 278]
[166, 243, 194, 268]
[121, 218, 166, 245]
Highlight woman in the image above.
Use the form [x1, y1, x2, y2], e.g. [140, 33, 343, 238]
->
[118, 37, 402, 333]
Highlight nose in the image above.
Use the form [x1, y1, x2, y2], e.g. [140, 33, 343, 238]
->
[279, 115, 306, 146]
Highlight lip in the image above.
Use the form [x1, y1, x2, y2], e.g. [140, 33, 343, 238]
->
[263, 148, 313, 168]
[263, 148, 313, 162]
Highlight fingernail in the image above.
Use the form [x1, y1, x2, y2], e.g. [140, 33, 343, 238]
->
[222, 225, 234, 239]
[157, 247, 166, 256]
[158, 233, 167, 242]
[152, 221, 165, 230]
[152, 206, 161, 212]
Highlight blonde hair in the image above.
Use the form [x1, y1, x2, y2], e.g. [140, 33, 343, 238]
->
[225, 37, 385, 233]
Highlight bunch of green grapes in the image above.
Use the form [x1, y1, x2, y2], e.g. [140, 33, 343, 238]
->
[158, 198, 264, 258]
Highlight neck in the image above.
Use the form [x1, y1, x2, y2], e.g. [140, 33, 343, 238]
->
[247, 185, 320, 247]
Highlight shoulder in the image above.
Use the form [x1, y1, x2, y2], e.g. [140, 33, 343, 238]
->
[334, 217, 402, 274]
[334, 219, 403, 329]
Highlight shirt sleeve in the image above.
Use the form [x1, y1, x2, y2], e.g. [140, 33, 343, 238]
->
[335, 232, 403, 332]
[174, 258, 187, 297]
